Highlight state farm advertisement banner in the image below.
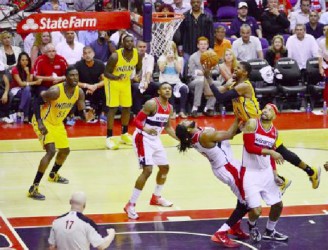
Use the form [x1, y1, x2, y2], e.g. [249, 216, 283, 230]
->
[17, 11, 131, 35]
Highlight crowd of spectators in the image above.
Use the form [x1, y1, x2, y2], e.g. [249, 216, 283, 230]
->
[0, 0, 328, 124]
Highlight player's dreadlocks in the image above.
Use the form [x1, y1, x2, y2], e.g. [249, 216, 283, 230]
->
[176, 124, 193, 153]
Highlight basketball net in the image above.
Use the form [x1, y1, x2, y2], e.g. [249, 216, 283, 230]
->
[150, 12, 184, 57]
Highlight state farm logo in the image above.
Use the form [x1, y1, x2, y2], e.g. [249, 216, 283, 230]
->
[22, 19, 39, 30]
[21, 16, 97, 31]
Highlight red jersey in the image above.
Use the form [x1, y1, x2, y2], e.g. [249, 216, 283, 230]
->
[33, 54, 68, 87]
[242, 119, 278, 170]
[11, 66, 32, 88]
[137, 97, 171, 139]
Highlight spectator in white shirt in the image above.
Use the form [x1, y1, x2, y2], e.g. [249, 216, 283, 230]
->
[319, 11, 328, 25]
[188, 36, 217, 117]
[289, 0, 310, 32]
[232, 24, 263, 61]
[49, 191, 115, 250]
[131, 40, 159, 114]
[56, 31, 84, 65]
[172, 0, 191, 14]
[286, 23, 320, 70]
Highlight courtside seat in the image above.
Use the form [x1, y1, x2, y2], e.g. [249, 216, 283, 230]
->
[248, 58, 278, 107]
[306, 57, 325, 108]
[274, 58, 306, 110]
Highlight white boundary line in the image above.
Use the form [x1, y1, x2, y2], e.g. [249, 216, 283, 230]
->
[115, 231, 258, 250]
[0, 210, 28, 250]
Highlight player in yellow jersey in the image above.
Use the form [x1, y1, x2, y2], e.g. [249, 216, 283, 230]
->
[104, 35, 142, 150]
[28, 66, 94, 200]
[203, 61, 321, 190]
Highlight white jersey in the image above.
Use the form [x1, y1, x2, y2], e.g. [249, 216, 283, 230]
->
[192, 127, 230, 169]
[136, 97, 171, 140]
[242, 119, 278, 170]
[48, 211, 105, 250]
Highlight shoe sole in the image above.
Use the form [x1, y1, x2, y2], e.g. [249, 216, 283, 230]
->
[48, 179, 69, 184]
[211, 236, 240, 248]
[149, 202, 173, 207]
[123, 207, 139, 220]
[312, 167, 321, 189]
[27, 194, 45, 201]
[262, 236, 289, 241]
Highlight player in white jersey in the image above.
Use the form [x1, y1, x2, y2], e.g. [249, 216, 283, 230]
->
[124, 82, 178, 220]
[242, 103, 288, 243]
[49, 192, 115, 250]
[175, 119, 250, 248]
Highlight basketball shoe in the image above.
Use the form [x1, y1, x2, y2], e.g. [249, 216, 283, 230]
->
[106, 137, 119, 150]
[309, 166, 321, 189]
[278, 175, 292, 195]
[262, 229, 289, 241]
[48, 173, 69, 184]
[228, 221, 250, 239]
[211, 231, 240, 248]
[27, 184, 45, 200]
[149, 194, 173, 207]
[120, 133, 133, 145]
[124, 202, 139, 220]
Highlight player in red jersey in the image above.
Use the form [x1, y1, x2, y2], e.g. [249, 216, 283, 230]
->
[124, 82, 178, 220]
[242, 103, 288, 242]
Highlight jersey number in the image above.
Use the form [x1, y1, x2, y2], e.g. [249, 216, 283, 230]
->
[65, 220, 74, 230]
[57, 111, 66, 118]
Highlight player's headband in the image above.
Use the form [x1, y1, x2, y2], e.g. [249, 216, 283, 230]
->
[267, 103, 279, 115]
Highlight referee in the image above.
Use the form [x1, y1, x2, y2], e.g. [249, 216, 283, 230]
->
[49, 192, 115, 250]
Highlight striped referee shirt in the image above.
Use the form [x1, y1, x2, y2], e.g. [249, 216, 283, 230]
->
[48, 211, 105, 250]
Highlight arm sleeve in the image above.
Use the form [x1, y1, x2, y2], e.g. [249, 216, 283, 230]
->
[209, 84, 240, 103]
[243, 133, 263, 155]
[48, 226, 56, 246]
[134, 111, 148, 130]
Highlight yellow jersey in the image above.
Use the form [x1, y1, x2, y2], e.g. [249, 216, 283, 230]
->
[232, 80, 261, 122]
[41, 83, 79, 125]
[111, 48, 138, 84]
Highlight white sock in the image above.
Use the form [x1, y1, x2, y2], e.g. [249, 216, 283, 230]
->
[204, 106, 208, 112]
[266, 219, 277, 231]
[129, 188, 141, 204]
[154, 184, 164, 196]
[192, 106, 198, 112]
[218, 223, 230, 232]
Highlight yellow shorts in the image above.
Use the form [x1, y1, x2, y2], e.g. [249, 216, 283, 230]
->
[104, 77, 132, 108]
[32, 117, 69, 149]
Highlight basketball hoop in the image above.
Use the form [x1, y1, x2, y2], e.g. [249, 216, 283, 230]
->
[150, 12, 184, 57]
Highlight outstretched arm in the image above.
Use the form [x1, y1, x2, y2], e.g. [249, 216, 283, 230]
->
[165, 106, 179, 141]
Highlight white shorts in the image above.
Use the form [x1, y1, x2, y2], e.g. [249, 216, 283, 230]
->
[212, 162, 245, 203]
[240, 166, 281, 209]
[133, 130, 169, 168]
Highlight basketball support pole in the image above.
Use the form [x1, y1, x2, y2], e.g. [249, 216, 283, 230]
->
[143, 1, 152, 43]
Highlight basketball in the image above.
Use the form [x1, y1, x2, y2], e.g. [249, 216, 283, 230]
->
[200, 50, 219, 69]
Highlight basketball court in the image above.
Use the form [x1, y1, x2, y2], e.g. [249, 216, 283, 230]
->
[1, 113, 328, 249]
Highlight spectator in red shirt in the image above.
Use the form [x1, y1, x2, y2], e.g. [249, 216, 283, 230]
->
[33, 43, 68, 94]
[11, 52, 42, 122]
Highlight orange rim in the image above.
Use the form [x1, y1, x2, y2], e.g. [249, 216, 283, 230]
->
[152, 12, 184, 23]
